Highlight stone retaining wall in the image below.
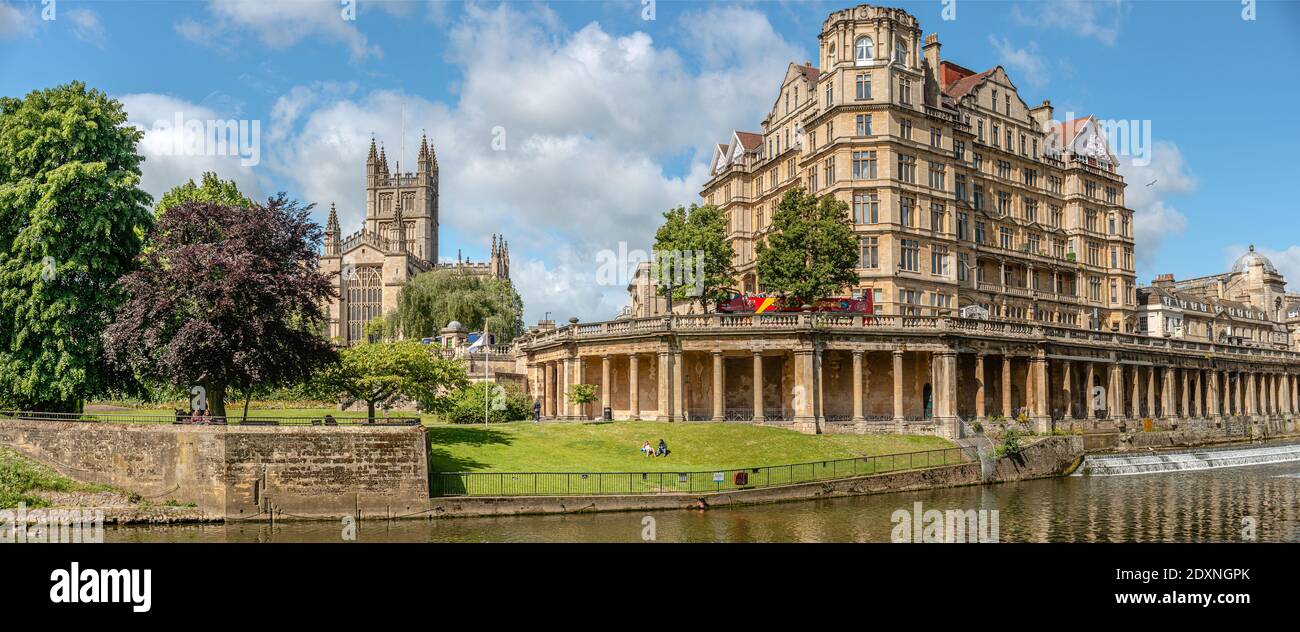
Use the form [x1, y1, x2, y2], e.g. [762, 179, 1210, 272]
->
[0, 420, 430, 519]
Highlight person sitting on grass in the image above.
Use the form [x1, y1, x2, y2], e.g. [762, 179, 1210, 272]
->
[656, 439, 670, 457]
[641, 440, 654, 458]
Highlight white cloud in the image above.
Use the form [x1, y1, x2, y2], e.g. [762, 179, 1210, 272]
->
[176, 0, 380, 61]
[988, 36, 1049, 88]
[1012, 0, 1124, 47]
[263, 4, 802, 322]
[66, 8, 104, 47]
[1118, 140, 1195, 268]
[119, 93, 265, 205]
[0, 0, 33, 39]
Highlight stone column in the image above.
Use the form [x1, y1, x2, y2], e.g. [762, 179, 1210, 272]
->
[1208, 370, 1220, 419]
[1001, 355, 1012, 417]
[1085, 362, 1096, 419]
[1061, 360, 1073, 420]
[1146, 366, 1156, 418]
[852, 350, 865, 422]
[752, 351, 765, 422]
[974, 353, 986, 420]
[1130, 365, 1141, 419]
[1271, 374, 1280, 417]
[628, 354, 640, 420]
[1234, 372, 1243, 416]
[601, 355, 611, 416]
[1245, 372, 1256, 417]
[671, 350, 684, 422]
[1180, 368, 1190, 418]
[934, 349, 959, 438]
[1195, 369, 1204, 418]
[656, 350, 670, 422]
[711, 351, 724, 421]
[793, 348, 820, 434]
[560, 358, 572, 418]
[1110, 363, 1124, 418]
[1030, 353, 1050, 432]
[893, 349, 906, 423]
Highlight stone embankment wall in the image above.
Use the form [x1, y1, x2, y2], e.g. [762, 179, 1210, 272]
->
[0, 420, 429, 519]
[425, 436, 1084, 519]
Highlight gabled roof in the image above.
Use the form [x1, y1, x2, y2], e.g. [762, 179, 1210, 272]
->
[733, 131, 763, 152]
[939, 61, 992, 99]
[795, 63, 821, 84]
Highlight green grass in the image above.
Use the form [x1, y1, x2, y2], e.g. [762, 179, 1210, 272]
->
[427, 421, 958, 495]
[0, 447, 118, 509]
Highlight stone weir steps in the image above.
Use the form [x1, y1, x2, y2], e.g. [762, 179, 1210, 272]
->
[1074, 441, 1300, 476]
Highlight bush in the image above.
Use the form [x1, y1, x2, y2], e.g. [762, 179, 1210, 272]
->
[445, 382, 531, 424]
[994, 428, 1023, 458]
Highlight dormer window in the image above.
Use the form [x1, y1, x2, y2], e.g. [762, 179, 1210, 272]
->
[855, 37, 873, 64]
[894, 39, 907, 65]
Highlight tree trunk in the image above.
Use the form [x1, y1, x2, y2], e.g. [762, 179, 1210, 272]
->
[242, 388, 252, 422]
[205, 382, 228, 420]
[367, 399, 376, 420]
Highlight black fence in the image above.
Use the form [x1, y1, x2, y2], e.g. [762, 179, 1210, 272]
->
[0, 410, 421, 427]
[430, 445, 977, 497]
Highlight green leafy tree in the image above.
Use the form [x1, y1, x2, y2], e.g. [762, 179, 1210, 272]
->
[316, 340, 468, 419]
[154, 171, 251, 216]
[394, 269, 523, 342]
[445, 382, 531, 424]
[566, 383, 599, 418]
[0, 82, 154, 411]
[755, 188, 858, 301]
[651, 203, 735, 312]
[103, 195, 338, 419]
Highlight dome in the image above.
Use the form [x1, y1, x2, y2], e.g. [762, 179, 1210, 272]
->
[1231, 245, 1278, 274]
[443, 320, 467, 332]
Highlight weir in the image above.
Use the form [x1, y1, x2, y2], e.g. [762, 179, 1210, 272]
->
[1075, 442, 1300, 476]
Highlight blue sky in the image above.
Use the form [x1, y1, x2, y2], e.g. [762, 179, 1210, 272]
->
[2, 0, 1299, 324]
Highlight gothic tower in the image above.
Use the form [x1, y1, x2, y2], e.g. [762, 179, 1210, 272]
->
[364, 133, 438, 262]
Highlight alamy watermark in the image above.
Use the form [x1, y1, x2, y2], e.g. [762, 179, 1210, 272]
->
[595, 242, 704, 298]
[1, 503, 105, 543]
[144, 113, 261, 167]
[891, 501, 999, 543]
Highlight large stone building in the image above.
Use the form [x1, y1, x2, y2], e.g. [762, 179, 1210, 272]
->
[515, 4, 1300, 439]
[701, 4, 1134, 332]
[319, 136, 510, 344]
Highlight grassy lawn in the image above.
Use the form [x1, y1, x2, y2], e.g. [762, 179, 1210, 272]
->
[0, 447, 118, 508]
[427, 421, 957, 496]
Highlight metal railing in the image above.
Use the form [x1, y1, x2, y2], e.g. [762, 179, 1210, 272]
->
[0, 410, 421, 426]
[430, 445, 977, 497]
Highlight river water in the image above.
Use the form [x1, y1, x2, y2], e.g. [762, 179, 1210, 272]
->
[105, 452, 1300, 543]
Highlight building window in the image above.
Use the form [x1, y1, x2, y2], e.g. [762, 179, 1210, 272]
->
[997, 191, 1011, 215]
[855, 113, 872, 136]
[894, 39, 907, 65]
[900, 119, 912, 140]
[992, 123, 999, 147]
[930, 127, 942, 148]
[928, 161, 946, 190]
[860, 236, 879, 269]
[898, 154, 916, 183]
[855, 37, 874, 64]
[1000, 227, 1013, 250]
[856, 73, 871, 100]
[975, 221, 986, 245]
[1052, 238, 1065, 259]
[973, 184, 984, 211]
[1050, 205, 1062, 227]
[1024, 198, 1038, 223]
[930, 202, 945, 232]
[956, 211, 969, 241]
[955, 174, 966, 201]
[346, 265, 384, 343]
[954, 140, 965, 161]
[852, 151, 877, 179]
[823, 156, 835, 186]
[899, 196, 916, 226]
[931, 244, 949, 276]
[900, 239, 919, 272]
[898, 76, 912, 104]
[853, 190, 879, 223]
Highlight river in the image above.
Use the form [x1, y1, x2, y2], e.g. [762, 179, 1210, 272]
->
[103, 449, 1300, 543]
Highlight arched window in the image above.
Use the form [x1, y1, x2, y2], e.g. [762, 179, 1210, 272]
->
[827, 43, 836, 67]
[346, 265, 383, 343]
[855, 37, 873, 64]
[894, 39, 907, 65]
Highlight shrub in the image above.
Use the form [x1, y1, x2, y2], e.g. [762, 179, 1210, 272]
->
[994, 428, 1023, 458]
[445, 382, 531, 424]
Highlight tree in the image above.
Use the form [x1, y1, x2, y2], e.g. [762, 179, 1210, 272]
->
[566, 383, 599, 418]
[651, 203, 735, 312]
[103, 194, 338, 419]
[755, 188, 859, 301]
[445, 382, 531, 424]
[393, 269, 524, 342]
[0, 82, 154, 411]
[154, 171, 251, 216]
[316, 341, 468, 419]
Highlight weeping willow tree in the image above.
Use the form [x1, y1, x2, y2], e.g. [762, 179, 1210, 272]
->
[393, 269, 524, 343]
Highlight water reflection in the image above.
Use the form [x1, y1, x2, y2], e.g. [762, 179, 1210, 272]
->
[105, 461, 1300, 543]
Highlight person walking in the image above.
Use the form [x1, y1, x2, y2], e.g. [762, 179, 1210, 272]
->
[533, 398, 542, 422]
